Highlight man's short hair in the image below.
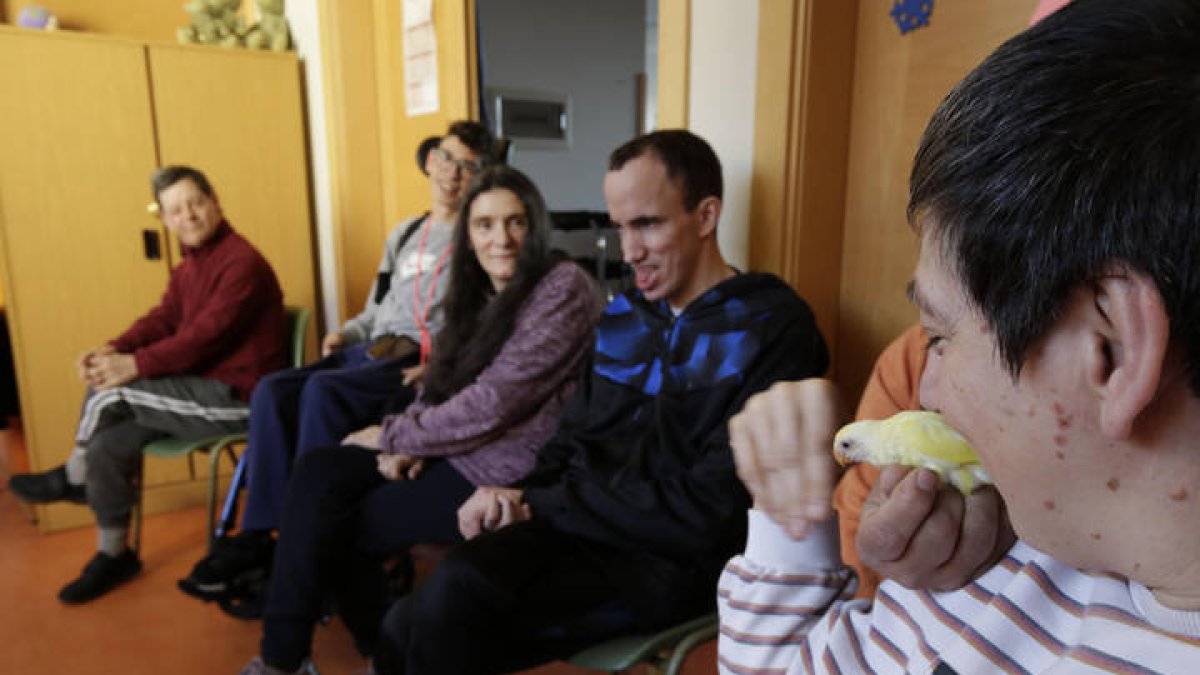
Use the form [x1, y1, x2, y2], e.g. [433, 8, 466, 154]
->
[909, 0, 1200, 395]
[608, 129, 723, 211]
[151, 165, 214, 207]
[445, 120, 495, 164]
[417, 135, 442, 175]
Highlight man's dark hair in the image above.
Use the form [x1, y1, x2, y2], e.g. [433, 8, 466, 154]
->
[909, 0, 1200, 395]
[445, 120, 495, 164]
[417, 135, 442, 175]
[421, 165, 555, 405]
[151, 165, 215, 207]
[608, 129, 723, 210]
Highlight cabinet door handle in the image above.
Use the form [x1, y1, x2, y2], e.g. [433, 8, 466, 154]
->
[142, 229, 162, 260]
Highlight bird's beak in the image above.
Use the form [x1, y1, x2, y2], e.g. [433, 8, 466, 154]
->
[832, 440, 853, 466]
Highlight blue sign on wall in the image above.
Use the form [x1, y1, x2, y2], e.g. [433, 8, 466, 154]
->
[891, 0, 933, 35]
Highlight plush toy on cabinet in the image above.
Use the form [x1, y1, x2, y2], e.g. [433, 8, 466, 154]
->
[177, 0, 246, 48]
[244, 0, 291, 52]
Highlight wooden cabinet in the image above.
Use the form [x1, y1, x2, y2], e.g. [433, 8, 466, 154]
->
[0, 27, 318, 532]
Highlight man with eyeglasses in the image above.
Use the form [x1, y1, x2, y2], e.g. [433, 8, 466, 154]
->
[179, 121, 494, 602]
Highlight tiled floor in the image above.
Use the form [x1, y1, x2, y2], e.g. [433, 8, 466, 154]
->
[0, 424, 715, 674]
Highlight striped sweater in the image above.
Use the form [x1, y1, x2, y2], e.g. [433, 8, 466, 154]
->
[718, 511, 1200, 674]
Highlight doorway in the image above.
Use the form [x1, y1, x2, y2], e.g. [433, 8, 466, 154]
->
[475, 0, 654, 212]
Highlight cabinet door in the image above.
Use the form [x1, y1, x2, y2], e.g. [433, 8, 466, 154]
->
[0, 29, 168, 531]
[147, 45, 318, 358]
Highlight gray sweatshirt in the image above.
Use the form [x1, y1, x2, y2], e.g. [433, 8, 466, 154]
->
[340, 215, 456, 344]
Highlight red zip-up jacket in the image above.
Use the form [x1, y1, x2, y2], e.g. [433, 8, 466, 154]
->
[109, 221, 285, 401]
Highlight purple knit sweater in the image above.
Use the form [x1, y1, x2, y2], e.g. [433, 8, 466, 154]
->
[378, 261, 598, 486]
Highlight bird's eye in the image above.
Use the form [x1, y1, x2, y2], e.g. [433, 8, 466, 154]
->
[839, 440, 851, 449]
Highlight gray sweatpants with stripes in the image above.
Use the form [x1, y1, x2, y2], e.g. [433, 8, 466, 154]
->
[72, 377, 249, 528]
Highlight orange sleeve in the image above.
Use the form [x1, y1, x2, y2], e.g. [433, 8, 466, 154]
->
[833, 324, 927, 598]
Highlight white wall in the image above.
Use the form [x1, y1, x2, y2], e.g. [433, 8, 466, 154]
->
[285, 0, 340, 331]
[477, 0, 646, 211]
[687, 0, 759, 270]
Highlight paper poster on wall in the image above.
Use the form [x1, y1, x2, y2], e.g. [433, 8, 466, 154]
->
[403, 0, 439, 116]
[402, 0, 431, 26]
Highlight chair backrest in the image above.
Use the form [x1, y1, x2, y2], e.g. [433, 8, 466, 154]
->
[285, 306, 310, 368]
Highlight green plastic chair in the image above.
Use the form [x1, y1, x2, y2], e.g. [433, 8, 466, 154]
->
[131, 306, 309, 553]
[566, 612, 719, 674]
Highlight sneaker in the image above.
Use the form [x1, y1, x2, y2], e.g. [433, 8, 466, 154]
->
[58, 550, 141, 604]
[179, 529, 274, 599]
[9, 465, 87, 505]
[238, 656, 320, 675]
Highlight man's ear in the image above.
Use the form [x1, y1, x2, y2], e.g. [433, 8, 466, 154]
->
[695, 195, 722, 238]
[1088, 268, 1170, 439]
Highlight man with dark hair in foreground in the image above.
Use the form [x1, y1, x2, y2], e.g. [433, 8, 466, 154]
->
[720, 0, 1200, 671]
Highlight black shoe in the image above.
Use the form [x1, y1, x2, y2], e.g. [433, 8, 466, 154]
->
[58, 550, 141, 604]
[178, 530, 273, 600]
[9, 465, 87, 505]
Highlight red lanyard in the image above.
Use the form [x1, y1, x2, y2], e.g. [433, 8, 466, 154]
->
[412, 219, 451, 364]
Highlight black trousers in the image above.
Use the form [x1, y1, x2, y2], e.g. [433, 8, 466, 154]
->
[373, 517, 718, 675]
[260, 445, 474, 670]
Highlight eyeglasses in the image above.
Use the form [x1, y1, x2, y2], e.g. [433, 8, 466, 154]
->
[432, 147, 484, 176]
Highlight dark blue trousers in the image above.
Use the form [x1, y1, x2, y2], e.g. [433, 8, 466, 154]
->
[260, 445, 474, 670]
[241, 342, 416, 531]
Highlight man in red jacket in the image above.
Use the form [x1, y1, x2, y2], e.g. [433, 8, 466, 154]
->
[8, 165, 285, 604]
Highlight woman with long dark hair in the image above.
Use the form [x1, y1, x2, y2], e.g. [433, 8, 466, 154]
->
[240, 166, 598, 675]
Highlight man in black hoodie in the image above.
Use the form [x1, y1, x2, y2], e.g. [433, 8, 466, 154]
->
[374, 130, 830, 674]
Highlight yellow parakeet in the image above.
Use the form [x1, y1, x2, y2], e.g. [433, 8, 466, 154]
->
[833, 411, 992, 494]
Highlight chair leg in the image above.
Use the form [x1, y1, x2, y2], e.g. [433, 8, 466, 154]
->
[16, 499, 37, 524]
[207, 445, 220, 549]
[664, 622, 719, 675]
[131, 458, 144, 555]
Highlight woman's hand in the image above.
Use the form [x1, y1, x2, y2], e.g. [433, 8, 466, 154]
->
[377, 453, 425, 481]
[342, 425, 383, 449]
